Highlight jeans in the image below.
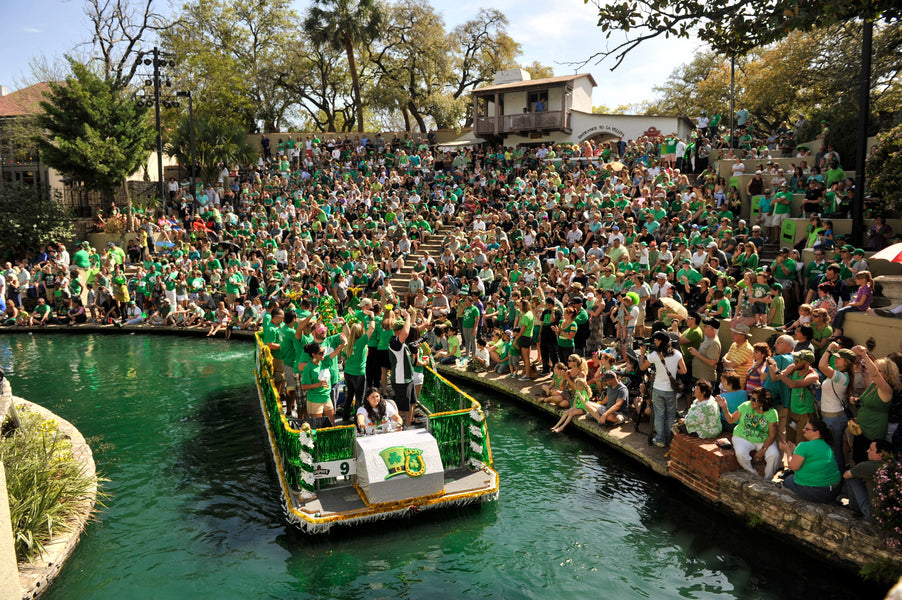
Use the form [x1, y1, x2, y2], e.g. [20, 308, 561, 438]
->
[783, 474, 840, 503]
[832, 305, 863, 331]
[822, 413, 848, 471]
[462, 327, 476, 358]
[845, 478, 874, 521]
[652, 389, 677, 445]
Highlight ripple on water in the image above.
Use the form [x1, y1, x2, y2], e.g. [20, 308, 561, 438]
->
[0, 335, 886, 600]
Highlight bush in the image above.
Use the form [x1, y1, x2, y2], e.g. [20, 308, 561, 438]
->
[872, 458, 902, 549]
[866, 123, 902, 216]
[1, 407, 100, 562]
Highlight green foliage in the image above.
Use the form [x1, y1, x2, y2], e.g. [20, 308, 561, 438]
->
[521, 61, 555, 81]
[304, 0, 384, 132]
[162, 0, 300, 132]
[589, 0, 902, 68]
[164, 117, 257, 185]
[1, 407, 102, 563]
[866, 123, 902, 215]
[33, 61, 153, 194]
[0, 183, 73, 258]
[859, 557, 902, 586]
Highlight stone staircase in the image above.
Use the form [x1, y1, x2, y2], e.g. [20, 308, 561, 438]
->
[389, 222, 454, 293]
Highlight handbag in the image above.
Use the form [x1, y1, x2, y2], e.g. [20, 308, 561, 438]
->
[658, 352, 685, 394]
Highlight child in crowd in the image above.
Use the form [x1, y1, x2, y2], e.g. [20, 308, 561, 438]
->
[784, 303, 812, 333]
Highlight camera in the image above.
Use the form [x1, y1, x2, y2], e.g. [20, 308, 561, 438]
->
[632, 337, 648, 350]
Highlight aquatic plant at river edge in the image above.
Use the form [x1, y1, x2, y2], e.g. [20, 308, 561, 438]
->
[1, 407, 104, 562]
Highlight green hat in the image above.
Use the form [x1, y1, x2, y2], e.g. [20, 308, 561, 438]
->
[853, 248, 865, 256]
[793, 349, 816, 364]
[842, 244, 855, 252]
[771, 282, 784, 291]
[833, 348, 857, 363]
[625, 291, 640, 306]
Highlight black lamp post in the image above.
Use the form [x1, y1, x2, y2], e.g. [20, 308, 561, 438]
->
[175, 91, 196, 213]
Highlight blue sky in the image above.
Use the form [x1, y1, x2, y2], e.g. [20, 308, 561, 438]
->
[0, 0, 700, 110]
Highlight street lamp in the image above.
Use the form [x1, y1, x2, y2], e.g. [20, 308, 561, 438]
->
[175, 90, 197, 213]
[134, 47, 176, 202]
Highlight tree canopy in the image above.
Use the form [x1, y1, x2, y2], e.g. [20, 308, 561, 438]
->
[587, 0, 902, 67]
[164, 117, 256, 184]
[34, 61, 154, 195]
[0, 183, 72, 258]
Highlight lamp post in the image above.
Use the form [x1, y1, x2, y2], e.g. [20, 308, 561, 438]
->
[175, 91, 196, 214]
[134, 47, 175, 203]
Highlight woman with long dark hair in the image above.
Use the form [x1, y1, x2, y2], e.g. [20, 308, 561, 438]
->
[639, 330, 687, 447]
[356, 387, 403, 434]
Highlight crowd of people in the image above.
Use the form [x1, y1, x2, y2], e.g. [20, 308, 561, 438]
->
[2, 125, 901, 521]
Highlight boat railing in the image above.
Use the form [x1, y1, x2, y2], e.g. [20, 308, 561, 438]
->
[255, 332, 493, 497]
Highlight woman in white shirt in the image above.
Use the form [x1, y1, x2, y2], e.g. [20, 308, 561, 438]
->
[639, 331, 687, 447]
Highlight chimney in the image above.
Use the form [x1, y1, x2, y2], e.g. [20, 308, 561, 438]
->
[0, 86, 8, 97]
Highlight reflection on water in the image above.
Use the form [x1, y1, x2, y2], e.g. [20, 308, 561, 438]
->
[0, 334, 886, 600]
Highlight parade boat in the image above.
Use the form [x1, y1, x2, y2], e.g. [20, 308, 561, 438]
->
[254, 333, 499, 534]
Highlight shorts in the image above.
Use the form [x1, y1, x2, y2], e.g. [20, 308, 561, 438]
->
[392, 382, 418, 412]
[412, 371, 424, 386]
[306, 399, 334, 416]
[271, 359, 286, 384]
[772, 212, 788, 227]
[517, 335, 533, 349]
[375, 349, 391, 369]
[753, 302, 768, 315]
[283, 365, 297, 391]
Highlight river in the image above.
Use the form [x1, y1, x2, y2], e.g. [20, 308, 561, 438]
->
[0, 334, 883, 599]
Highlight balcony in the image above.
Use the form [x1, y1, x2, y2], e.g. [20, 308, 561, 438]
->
[474, 110, 570, 137]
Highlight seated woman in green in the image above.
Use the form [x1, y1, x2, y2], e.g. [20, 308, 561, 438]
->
[777, 418, 842, 503]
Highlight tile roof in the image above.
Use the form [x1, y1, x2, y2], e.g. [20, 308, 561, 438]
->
[0, 82, 53, 118]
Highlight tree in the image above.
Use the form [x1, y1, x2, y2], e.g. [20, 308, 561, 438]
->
[304, 0, 383, 132]
[587, 0, 901, 68]
[866, 123, 902, 214]
[162, 0, 300, 131]
[277, 43, 357, 132]
[521, 61, 555, 81]
[164, 118, 256, 185]
[0, 183, 73, 258]
[34, 61, 153, 230]
[85, 0, 170, 86]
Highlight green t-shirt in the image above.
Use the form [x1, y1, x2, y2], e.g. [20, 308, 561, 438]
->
[557, 321, 576, 348]
[280, 324, 300, 369]
[343, 334, 369, 377]
[794, 439, 841, 487]
[520, 311, 535, 337]
[734, 401, 778, 444]
[300, 362, 330, 404]
[462, 305, 480, 328]
[790, 369, 817, 414]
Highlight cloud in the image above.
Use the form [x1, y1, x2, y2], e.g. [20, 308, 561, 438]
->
[23, 27, 43, 34]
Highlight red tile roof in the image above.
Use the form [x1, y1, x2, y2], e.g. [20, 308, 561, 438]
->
[0, 82, 54, 118]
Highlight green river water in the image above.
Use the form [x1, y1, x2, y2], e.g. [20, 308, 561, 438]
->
[0, 334, 883, 599]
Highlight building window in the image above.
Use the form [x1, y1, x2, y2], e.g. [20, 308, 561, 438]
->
[528, 91, 548, 112]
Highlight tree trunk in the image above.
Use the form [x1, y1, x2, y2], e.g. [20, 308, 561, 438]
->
[401, 106, 411, 132]
[345, 36, 364, 132]
[408, 102, 427, 133]
[123, 178, 134, 232]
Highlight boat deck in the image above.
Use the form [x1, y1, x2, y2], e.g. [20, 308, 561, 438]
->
[289, 467, 496, 517]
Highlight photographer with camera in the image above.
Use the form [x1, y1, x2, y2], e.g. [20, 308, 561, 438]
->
[639, 330, 687, 448]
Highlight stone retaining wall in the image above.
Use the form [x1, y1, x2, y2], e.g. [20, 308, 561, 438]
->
[435, 363, 902, 588]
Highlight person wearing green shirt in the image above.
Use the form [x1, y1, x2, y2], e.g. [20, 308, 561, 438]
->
[512, 298, 537, 380]
[298, 341, 337, 424]
[460, 296, 481, 360]
[768, 283, 786, 327]
[263, 308, 286, 391]
[341, 317, 375, 421]
[778, 418, 841, 503]
[772, 349, 819, 444]
[771, 183, 793, 242]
